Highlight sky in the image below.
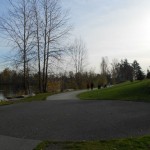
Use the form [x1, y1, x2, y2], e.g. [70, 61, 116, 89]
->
[62, 0, 150, 72]
[0, 0, 150, 72]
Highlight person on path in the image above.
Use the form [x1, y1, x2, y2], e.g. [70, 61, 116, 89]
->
[98, 84, 101, 89]
[90, 82, 94, 90]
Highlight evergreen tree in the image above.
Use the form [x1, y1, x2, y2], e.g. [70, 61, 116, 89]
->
[137, 70, 145, 80]
[132, 60, 141, 80]
[147, 70, 150, 79]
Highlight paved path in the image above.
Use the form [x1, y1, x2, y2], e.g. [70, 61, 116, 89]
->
[0, 135, 40, 150]
[47, 90, 87, 100]
[0, 90, 150, 149]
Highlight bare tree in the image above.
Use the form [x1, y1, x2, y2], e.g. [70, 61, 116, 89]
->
[67, 38, 88, 89]
[100, 57, 109, 86]
[111, 58, 119, 84]
[68, 38, 88, 74]
[32, 0, 42, 92]
[0, 0, 71, 93]
[100, 57, 109, 75]
[0, 0, 34, 94]
[33, 0, 71, 92]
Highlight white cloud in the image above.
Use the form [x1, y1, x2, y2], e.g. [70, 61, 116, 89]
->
[0, 0, 150, 72]
[64, 0, 150, 72]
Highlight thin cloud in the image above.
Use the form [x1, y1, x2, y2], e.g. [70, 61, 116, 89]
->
[63, 0, 150, 72]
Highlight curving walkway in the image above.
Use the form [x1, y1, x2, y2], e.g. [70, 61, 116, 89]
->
[47, 89, 87, 100]
[0, 90, 150, 149]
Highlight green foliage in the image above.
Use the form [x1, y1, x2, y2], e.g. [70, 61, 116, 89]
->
[147, 70, 150, 79]
[34, 136, 150, 150]
[79, 79, 150, 101]
[33, 141, 49, 150]
[137, 70, 145, 80]
[0, 101, 14, 106]
[22, 93, 52, 102]
[132, 60, 141, 80]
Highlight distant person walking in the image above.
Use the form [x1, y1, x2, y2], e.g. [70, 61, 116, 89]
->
[98, 84, 101, 89]
[90, 82, 94, 90]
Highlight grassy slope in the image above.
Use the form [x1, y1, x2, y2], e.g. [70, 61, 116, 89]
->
[79, 80, 150, 101]
[0, 93, 52, 106]
[34, 136, 150, 150]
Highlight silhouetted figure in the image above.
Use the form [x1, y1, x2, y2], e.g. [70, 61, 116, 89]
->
[90, 82, 94, 90]
[98, 84, 101, 89]
[87, 83, 90, 90]
[103, 84, 107, 88]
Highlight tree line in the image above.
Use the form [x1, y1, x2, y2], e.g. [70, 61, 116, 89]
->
[0, 58, 149, 93]
[0, 0, 149, 94]
[100, 57, 145, 85]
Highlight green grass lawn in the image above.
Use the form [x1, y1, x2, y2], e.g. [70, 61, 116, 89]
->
[78, 79, 150, 102]
[0, 93, 52, 106]
[34, 136, 150, 150]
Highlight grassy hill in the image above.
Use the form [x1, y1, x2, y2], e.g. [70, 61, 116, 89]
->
[35, 136, 150, 150]
[78, 79, 150, 102]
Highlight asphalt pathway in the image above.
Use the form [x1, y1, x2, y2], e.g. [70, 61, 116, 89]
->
[46, 89, 87, 100]
[0, 90, 150, 149]
[0, 135, 40, 150]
